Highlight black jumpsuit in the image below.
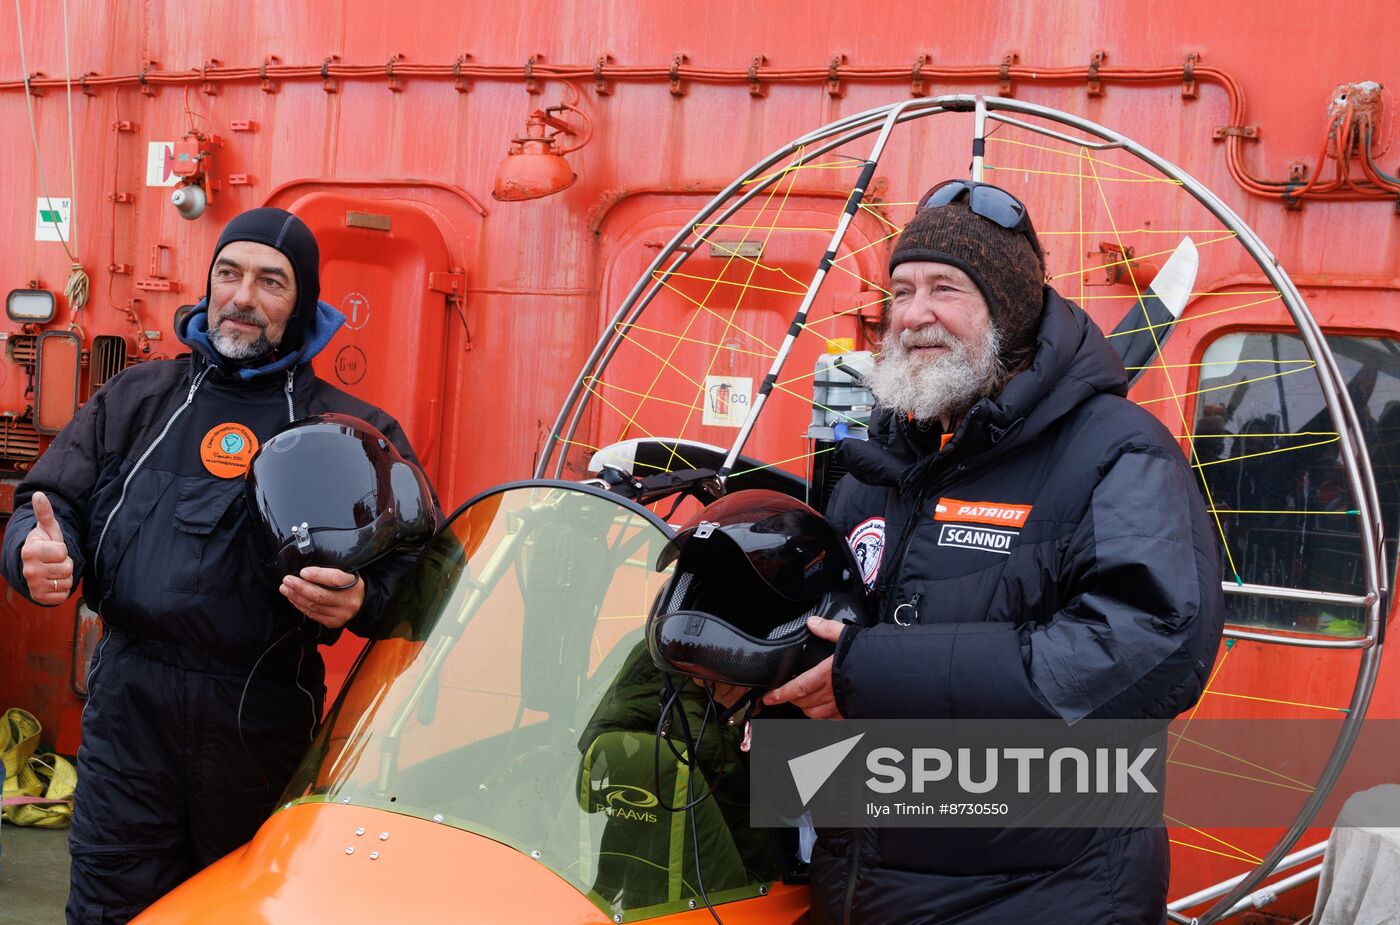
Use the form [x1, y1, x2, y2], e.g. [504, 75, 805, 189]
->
[2, 306, 430, 924]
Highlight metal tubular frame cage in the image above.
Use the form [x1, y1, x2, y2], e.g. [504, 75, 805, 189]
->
[536, 95, 1387, 924]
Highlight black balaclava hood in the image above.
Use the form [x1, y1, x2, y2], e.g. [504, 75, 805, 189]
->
[204, 207, 321, 355]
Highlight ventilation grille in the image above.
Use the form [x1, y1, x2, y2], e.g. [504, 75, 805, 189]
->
[91, 335, 129, 394]
[6, 335, 37, 369]
[0, 416, 41, 461]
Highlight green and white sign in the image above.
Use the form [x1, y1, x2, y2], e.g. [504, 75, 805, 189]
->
[34, 197, 71, 243]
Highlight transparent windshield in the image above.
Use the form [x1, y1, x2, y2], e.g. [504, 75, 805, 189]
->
[283, 481, 780, 920]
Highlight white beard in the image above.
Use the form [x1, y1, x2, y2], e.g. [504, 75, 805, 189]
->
[868, 322, 1004, 425]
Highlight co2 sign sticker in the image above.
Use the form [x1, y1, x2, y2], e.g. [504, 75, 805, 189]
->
[702, 375, 752, 428]
[200, 423, 260, 478]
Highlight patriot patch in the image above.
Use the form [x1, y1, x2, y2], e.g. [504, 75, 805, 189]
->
[848, 517, 886, 590]
[936, 523, 1016, 555]
[934, 498, 1033, 529]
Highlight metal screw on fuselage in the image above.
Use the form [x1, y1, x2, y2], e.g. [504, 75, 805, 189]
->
[432, 813, 444, 822]
[531, 850, 541, 859]
[379, 832, 389, 841]
[355, 827, 365, 836]
[369, 851, 380, 860]
[345, 846, 354, 855]
[758, 885, 768, 895]
[613, 916, 622, 924]
[688, 900, 697, 909]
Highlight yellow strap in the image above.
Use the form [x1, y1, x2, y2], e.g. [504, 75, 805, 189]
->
[2, 708, 75, 828]
[3, 753, 76, 828]
[1, 708, 42, 781]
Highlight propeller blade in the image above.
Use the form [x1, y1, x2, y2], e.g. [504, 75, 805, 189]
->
[1109, 237, 1199, 387]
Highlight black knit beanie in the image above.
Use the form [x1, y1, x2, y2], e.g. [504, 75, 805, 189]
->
[204, 207, 321, 353]
[888, 197, 1046, 371]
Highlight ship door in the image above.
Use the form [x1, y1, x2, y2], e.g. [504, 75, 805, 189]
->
[289, 193, 458, 485]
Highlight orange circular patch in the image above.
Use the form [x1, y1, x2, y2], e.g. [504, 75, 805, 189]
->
[200, 423, 260, 478]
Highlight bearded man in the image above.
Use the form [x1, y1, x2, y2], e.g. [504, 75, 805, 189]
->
[2, 207, 435, 924]
[765, 181, 1225, 923]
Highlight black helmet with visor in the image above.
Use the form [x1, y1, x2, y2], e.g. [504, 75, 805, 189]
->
[647, 490, 870, 690]
[245, 413, 435, 579]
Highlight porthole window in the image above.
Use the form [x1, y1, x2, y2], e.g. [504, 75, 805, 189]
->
[1192, 331, 1400, 635]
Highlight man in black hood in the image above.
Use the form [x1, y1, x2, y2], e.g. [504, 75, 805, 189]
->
[3, 207, 436, 923]
[764, 182, 1225, 923]
[203, 207, 322, 360]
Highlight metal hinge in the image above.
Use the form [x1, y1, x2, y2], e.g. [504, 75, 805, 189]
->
[428, 271, 466, 298]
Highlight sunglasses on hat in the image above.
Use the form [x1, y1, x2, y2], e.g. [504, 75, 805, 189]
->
[916, 179, 1044, 262]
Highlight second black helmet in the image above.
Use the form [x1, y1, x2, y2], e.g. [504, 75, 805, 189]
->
[647, 489, 870, 689]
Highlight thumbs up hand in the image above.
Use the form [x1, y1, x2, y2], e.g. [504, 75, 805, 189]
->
[21, 492, 75, 606]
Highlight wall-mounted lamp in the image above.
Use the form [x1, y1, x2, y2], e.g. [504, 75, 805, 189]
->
[171, 183, 208, 220]
[170, 132, 222, 221]
[6, 288, 56, 324]
[492, 100, 593, 202]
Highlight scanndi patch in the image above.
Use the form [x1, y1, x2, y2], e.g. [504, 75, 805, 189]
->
[936, 523, 1017, 555]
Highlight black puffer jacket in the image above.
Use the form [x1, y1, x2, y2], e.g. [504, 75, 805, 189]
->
[1, 302, 439, 923]
[815, 290, 1225, 924]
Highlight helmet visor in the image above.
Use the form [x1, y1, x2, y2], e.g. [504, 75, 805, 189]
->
[656, 490, 855, 601]
[249, 427, 393, 535]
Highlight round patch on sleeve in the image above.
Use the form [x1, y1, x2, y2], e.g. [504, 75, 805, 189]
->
[848, 517, 886, 591]
[200, 423, 260, 478]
